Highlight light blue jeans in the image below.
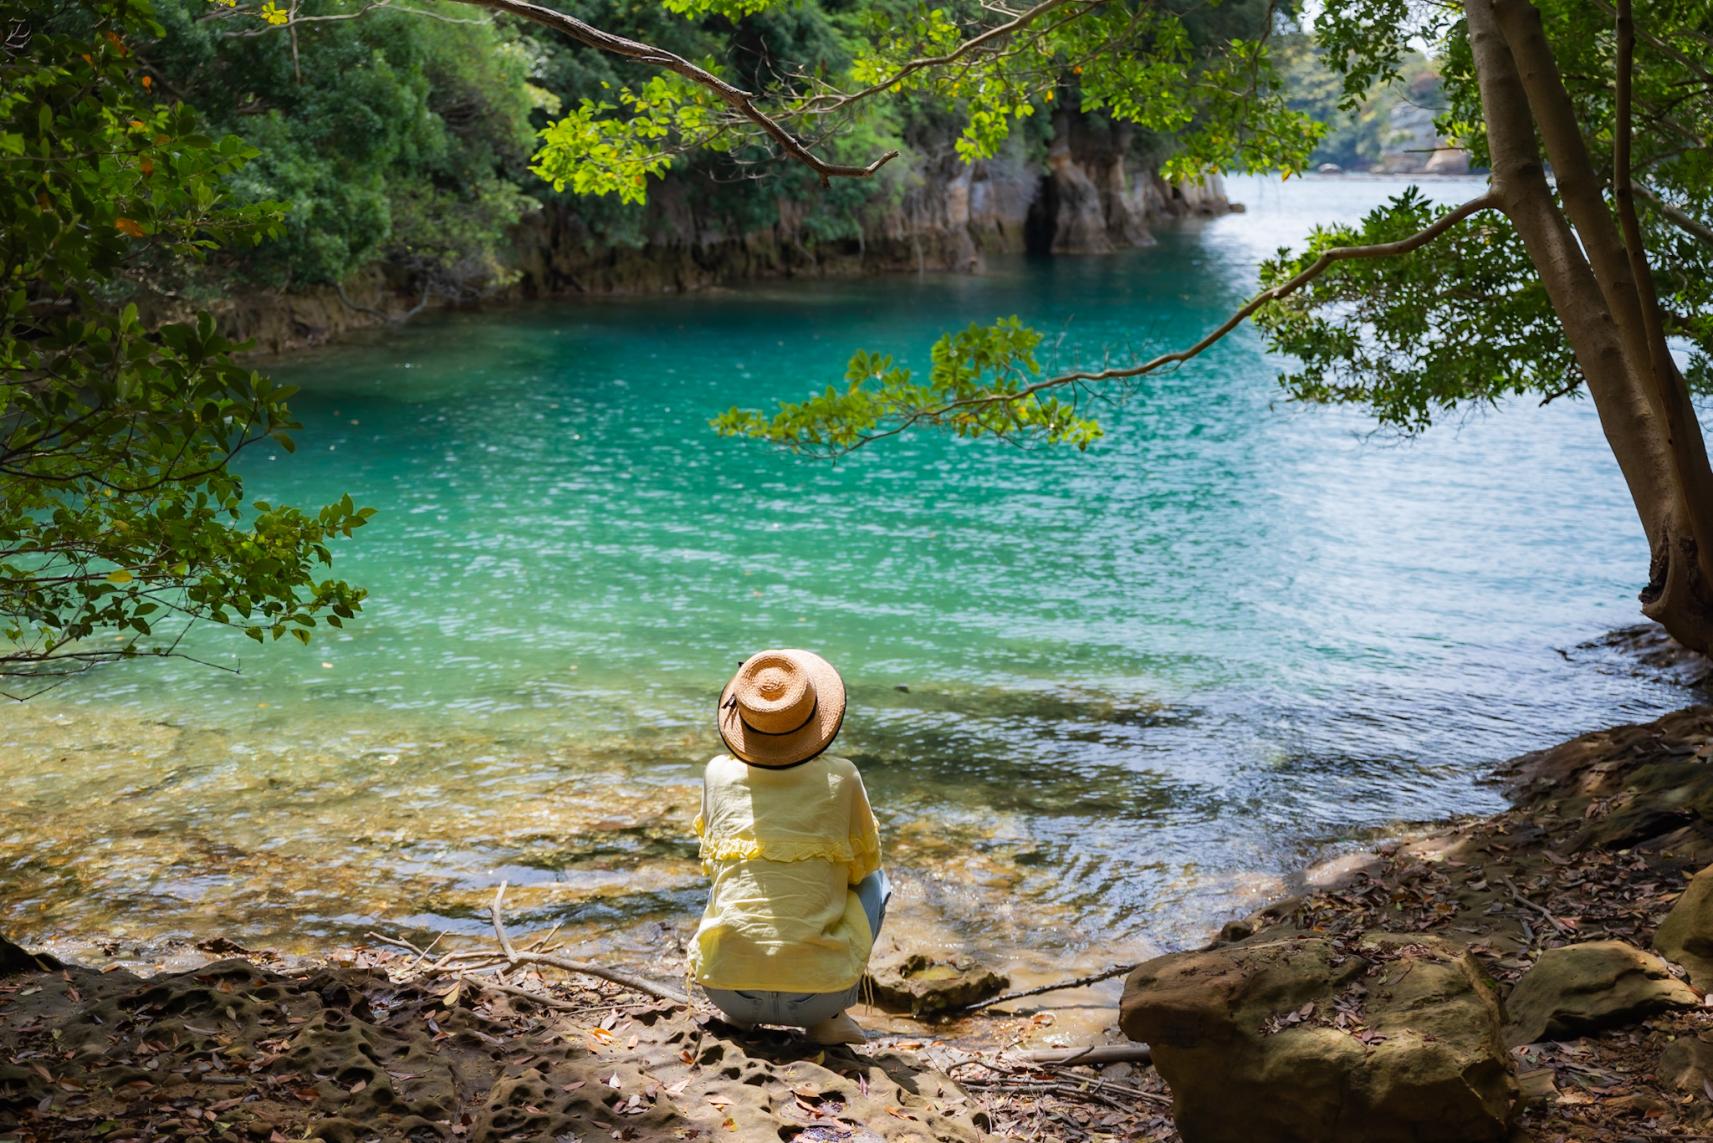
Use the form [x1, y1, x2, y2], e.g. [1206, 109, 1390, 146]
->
[704, 869, 891, 1028]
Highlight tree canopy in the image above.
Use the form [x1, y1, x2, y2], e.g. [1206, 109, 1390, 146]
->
[8, 0, 1713, 680]
[1, 0, 370, 695]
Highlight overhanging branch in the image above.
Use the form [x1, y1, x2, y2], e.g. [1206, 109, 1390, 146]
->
[796, 0, 1085, 114]
[836, 191, 1501, 452]
[447, 0, 898, 185]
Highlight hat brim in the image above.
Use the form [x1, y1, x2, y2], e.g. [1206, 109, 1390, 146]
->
[718, 649, 846, 768]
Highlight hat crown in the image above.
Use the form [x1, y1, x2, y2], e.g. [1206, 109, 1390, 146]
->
[718, 648, 846, 768]
[734, 653, 816, 733]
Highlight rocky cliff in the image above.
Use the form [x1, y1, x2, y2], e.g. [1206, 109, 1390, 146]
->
[510, 112, 1232, 298]
[221, 116, 1234, 355]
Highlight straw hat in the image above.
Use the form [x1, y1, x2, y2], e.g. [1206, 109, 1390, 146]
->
[718, 649, 846, 768]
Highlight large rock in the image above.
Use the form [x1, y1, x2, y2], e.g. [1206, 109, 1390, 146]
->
[1504, 940, 1697, 1045]
[864, 949, 1008, 1018]
[1660, 1034, 1713, 1094]
[1119, 933, 1517, 1143]
[0, 934, 59, 975]
[1656, 864, 1713, 991]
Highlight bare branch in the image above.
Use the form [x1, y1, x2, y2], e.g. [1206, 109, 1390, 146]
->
[489, 881, 519, 960]
[1613, 0, 1667, 360]
[1587, 0, 1713, 87]
[487, 881, 686, 1004]
[957, 962, 1136, 1012]
[1013, 1044, 1155, 1066]
[1607, 0, 1713, 586]
[219, 0, 493, 36]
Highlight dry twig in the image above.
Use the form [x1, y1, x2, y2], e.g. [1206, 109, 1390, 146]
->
[1501, 876, 1577, 936]
[486, 881, 689, 1004]
[365, 883, 688, 1007]
[1014, 1043, 1154, 1067]
[959, 962, 1137, 1012]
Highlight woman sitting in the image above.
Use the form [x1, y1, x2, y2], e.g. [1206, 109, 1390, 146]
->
[688, 649, 891, 1045]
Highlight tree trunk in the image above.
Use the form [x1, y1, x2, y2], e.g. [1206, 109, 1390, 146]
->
[1465, 0, 1713, 653]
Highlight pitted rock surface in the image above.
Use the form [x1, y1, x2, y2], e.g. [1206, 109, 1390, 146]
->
[1657, 863, 1713, 991]
[1120, 932, 1517, 1143]
[0, 952, 988, 1142]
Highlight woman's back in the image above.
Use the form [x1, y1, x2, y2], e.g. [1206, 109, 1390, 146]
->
[690, 752, 881, 994]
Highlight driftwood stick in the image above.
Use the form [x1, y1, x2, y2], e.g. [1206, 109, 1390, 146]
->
[367, 934, 507, 978]
[1015, 1044, 1154, 1067]
[457, 974, 593, 1013]
[491, 882, 521, 960]
[960, 963, 1137, 1013]
[527, 922, 564, 953]
[367, 932, 429, 956]
[369, 886, 687, 1006]
[411, 931, 447, 970]
[497, 949, 688, 1005]
[428, 953, 508, 977]
[1501, 877, 1576, 936]
[959, 1075, 1170, 1108]
[489, 882, 688, 1005]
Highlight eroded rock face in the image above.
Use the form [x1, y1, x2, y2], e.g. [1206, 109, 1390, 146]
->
[1042, 137, 1115, 254]
[1119, 933, 1517, 1143]
[1657, 864, 1713, 991]
[220, 110, 1233, 354]
[1504, 940, 1697, 1045]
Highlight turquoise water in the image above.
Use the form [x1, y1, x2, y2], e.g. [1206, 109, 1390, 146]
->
[1, 175, 1699, 974]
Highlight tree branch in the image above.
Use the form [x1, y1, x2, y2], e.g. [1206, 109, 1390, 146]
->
[487, 881, 686, 1005]
[956, 962, 1136, 1013]
[445, 0, 897, 186]
[1635, 185, 1713, 250]
[1613, 0, 1668, 362]
[831, 192, 1499, 453]
[1586, 0, 1713, 87]
[1482, 0, 1713, 596]
[796, 0, 1084, 114]
[1466, 0, 1679, 561]
[1492, 0, 1651, 363]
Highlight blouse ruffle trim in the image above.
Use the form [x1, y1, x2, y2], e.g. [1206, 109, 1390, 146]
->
[699, 835, 863, 864]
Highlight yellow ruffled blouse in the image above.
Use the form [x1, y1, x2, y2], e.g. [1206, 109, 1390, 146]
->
[688, 752, 882, 994]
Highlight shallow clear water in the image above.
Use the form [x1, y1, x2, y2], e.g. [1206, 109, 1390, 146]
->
[2, 175, 1699, 978]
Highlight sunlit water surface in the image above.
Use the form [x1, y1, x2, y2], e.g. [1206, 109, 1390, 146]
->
[2, 175, 1699, 986]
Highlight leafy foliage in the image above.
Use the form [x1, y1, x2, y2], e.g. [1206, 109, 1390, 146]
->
[498, 0, 1319, 204]
[827, 0, 1319, 174]
[713, 318, 1102, 453]
[1, 0, 369, 692]
[1281, 0, 1713, 409]
[147, 0, 540, 295]
[724, 0, 1713, 452]
[1255, 189, 1574, 430]
[1276, 32, 1445, 171]
[532, 74, 731, 204]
